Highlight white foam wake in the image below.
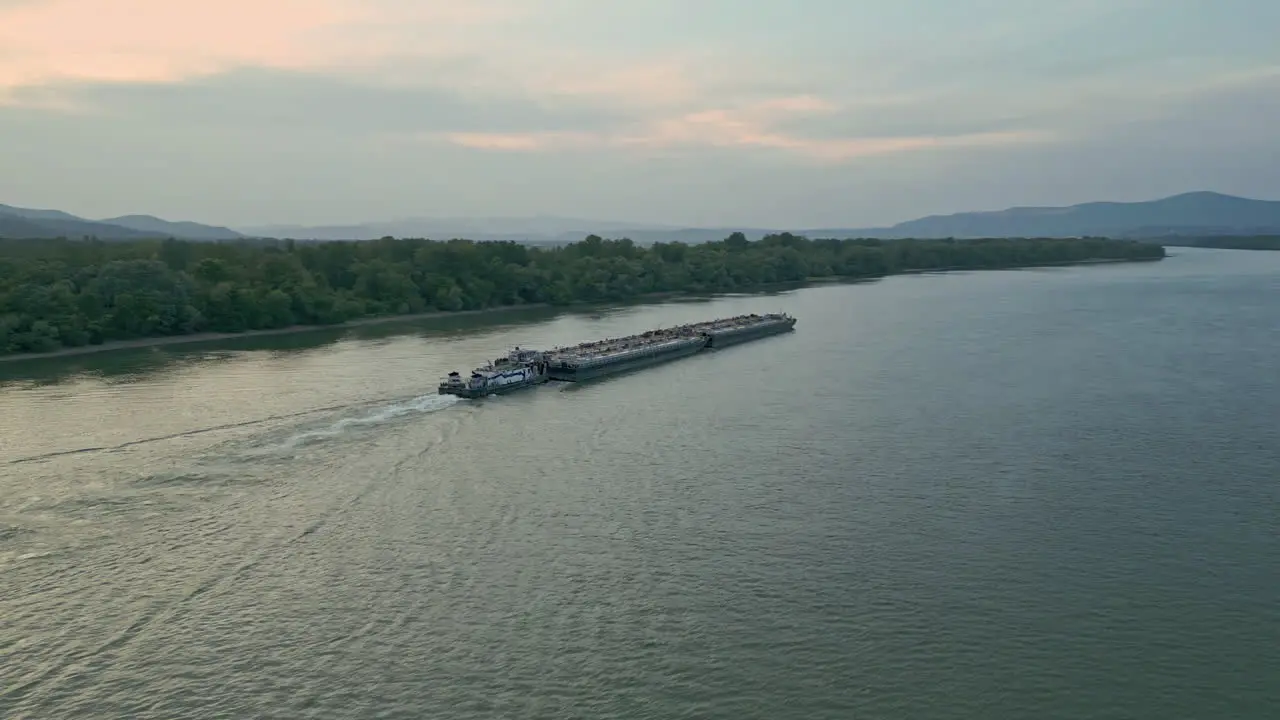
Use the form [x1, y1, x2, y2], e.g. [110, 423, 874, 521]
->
[253, 393, 460, 453]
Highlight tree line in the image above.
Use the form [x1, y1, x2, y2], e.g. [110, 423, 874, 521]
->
[0, 232, 1164, 355]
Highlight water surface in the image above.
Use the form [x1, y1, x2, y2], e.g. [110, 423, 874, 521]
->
[2, 249, 1277, 718]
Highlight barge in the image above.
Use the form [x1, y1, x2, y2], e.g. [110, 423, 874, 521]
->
[545, 327, 707, 382]
[439, 313, 797, 395]
[689, 312, 796, 348]
[438, 347, 550, 398]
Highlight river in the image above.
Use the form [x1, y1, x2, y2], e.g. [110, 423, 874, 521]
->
[1, 248, 1277, 719]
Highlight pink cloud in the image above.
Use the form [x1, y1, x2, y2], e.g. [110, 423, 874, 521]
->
[0, 0, 520, 100]
[0, 0, 814, 125]
[752, 95, 838, 113]
[433, 96, 1052, 162]
[0, 0, 762, 121]
[518, 51, 722, 109]
[445, 131, 604, 151]
[0, 0, 1055, 163]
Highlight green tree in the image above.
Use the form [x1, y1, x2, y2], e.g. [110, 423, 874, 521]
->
[0, 231, 1166, 357]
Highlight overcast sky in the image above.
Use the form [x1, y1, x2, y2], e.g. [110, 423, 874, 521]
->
[1, 0, 1276, 229]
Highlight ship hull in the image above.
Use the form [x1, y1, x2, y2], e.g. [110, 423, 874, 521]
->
[548, 337, 707, 382]
[703, 318, 796, 348]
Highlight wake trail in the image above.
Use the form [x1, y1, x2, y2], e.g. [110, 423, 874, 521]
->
[0, 394, 465, 708]
[247, 394, 459, 454]
[6, 393, 461, 465]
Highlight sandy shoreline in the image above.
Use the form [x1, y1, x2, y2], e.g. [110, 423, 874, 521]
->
[0, 256, 1159, 364]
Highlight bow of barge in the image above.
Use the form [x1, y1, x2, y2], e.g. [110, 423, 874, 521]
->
[691, 312, 796, 348]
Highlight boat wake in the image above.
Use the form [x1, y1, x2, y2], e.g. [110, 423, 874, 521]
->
[6, 393, 460, 466]
[255, 393, 459, 453]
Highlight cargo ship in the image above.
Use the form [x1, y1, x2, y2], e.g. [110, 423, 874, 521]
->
[545, 326, 709, 382]
[438, 347, 550, 398]
[439, 313, 797, 394]
[689, 312, 796, 348]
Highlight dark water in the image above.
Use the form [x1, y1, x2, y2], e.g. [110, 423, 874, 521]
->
[2, 248, 1277, 719]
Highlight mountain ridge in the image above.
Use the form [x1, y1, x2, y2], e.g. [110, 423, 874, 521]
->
[233, 191, 1280, 241]
[853, 191, 1280, 238]
[2, 191, 1278, 243]
[0, 204, 244, 240]
[100, 214, 244, 240]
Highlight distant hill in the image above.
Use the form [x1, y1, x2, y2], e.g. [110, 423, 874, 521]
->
[0, 203, 87, 224]
[260, 192, 1275, 243]
[0, 213, 55, 239]
[5, 191, 1279, 244]
[238, 215, 683, 242]
[239, 218, 788, 245]
[100, 214, 243, 240]
[0, 204, 157, 240]
[832, 192, 1280, 239]
[0, 204, 243, 240]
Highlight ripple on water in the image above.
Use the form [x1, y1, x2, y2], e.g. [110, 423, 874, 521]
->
[0, 523, 33, 542]
[2, 253, 1279, 719]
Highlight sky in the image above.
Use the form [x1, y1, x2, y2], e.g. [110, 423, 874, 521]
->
[0, 0, 1277, 230]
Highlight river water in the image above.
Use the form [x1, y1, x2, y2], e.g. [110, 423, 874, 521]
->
[1, 248, 1277, 719]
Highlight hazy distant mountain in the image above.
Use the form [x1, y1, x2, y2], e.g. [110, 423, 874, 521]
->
[610, 228, 773, 245]
[0, 203, 87, 224]
[831, 192, 1280, 239]
[0, 213, 55, 239]
[241, 192, 1279, 243]
[238, 215, 681, 242]
[5, 191, 1279, 244]
[0, 204, 156, 240]
[0, 204, 241, 240]
[101, 214, 243, 240]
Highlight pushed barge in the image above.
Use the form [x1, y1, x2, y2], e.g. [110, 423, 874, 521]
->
[688, 312, 797, 348]
[545, 327, 707, 381]
[438, 347, 549, 398]
[439, 312, 797, 394]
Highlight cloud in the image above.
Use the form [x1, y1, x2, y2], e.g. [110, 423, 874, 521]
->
[0, 0, 763, 133]
[54, 68, 628, 137]
[0, 0, 1060, 164]
[436, 94, 1052, 162]
[2, 0, 1274, 189]
[0, 0, 742, 113]
[0, 0, 519, 98]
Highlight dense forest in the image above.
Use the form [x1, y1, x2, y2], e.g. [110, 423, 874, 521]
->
[0, 233, 1163, 355]
[1158, 236, 1280, 251]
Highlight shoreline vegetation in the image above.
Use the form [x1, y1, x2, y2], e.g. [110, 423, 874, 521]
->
[0, 256, 1157, 364]
[0, 233, 1165, 361]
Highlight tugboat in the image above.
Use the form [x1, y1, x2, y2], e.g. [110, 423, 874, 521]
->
[438, 347, 550, 398]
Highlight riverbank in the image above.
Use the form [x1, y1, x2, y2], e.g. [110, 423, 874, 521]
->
[0, 303, 562, 364]
[0, 255, 1162, 363]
